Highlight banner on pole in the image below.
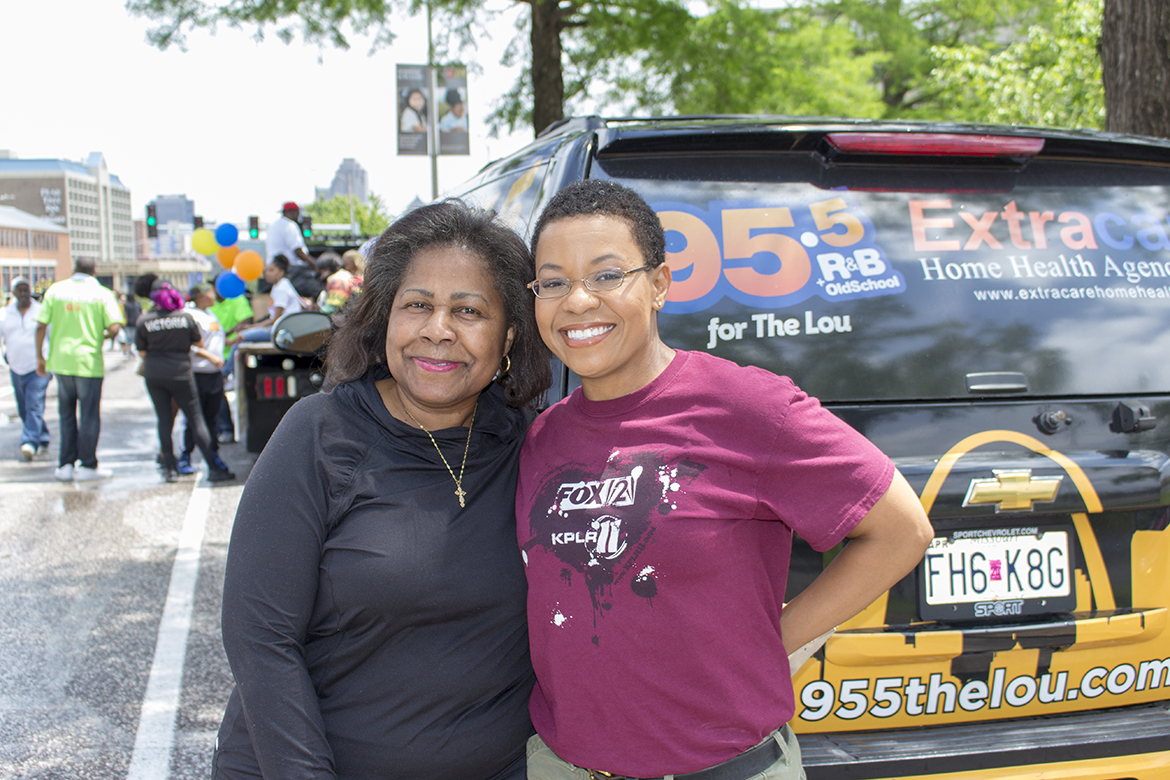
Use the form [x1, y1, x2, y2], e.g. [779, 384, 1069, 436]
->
[397, 64, 430, 156]
[437, 65, 470, 156]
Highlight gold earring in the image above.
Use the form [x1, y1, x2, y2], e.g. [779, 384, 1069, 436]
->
[502, 354, 511, 374]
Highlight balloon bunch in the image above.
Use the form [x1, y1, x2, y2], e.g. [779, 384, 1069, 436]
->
[192, 224, 265, 299]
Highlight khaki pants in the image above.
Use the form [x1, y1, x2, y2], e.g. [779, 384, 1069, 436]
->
[526, 725, 806, 780]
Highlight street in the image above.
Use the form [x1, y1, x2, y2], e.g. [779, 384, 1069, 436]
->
[0, 351, 254, 779]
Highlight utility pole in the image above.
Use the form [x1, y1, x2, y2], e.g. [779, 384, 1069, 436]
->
[427, 2, 440, 200]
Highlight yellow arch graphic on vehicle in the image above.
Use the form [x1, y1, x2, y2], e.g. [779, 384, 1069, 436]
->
[917, 430, 1115, 611]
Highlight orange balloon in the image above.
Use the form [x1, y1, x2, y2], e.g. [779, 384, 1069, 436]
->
[234, 250, 265, 282]
[217, 245, 240, 269]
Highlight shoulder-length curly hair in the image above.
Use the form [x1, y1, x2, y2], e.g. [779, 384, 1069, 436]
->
[325, 199, 551, 409]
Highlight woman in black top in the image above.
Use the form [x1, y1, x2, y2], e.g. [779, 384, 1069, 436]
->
[135, 281, 235, 483]
[213, 201, 551, 780]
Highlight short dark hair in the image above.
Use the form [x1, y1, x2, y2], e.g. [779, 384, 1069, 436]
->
[531, 180, 666, 268]
[316, 252, 341, 277]
[269, 255, 290, 274]
[325, 199, 551, 409]
[132, 273, 158, 299]
[74, 257, 97, 276]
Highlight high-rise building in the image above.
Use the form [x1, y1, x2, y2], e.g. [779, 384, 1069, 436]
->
[0, 151, 135, 287]
[315, 158, 370, 204]
[153, 194, 196, 226]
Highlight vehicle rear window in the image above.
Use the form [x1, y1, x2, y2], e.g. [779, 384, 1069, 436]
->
[595, 153, 1170, 401]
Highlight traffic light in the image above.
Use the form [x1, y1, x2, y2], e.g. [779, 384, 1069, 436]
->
[249, 215, 259, 239]
[300, 215, 312, 238]
[194, 216, 204, 229]
[145, 204, 158, 238]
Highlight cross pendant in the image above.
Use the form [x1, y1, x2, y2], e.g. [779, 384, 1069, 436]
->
[455, 485, 466, 507]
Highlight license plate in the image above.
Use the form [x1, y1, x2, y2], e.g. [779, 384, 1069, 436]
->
[918, 525, 1077, 621]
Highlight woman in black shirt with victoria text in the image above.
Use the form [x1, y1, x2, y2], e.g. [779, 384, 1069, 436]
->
[135, 282, 235, 483]
[213, 201, 551, 780]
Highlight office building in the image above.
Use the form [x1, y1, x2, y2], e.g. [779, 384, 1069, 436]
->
[0, 151, 135, 289]
[154, 194, 196, 226]
[315, 158, 369, 204]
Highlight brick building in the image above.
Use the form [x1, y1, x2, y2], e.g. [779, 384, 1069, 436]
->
[0, 151, 135, 290]
[0, 205, 71, 294]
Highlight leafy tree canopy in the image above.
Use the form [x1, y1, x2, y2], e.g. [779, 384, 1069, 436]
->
[127, 0, 1107, 139]
[815, 0, 1054, 118]
[929, 0, 1104, 129]
[303, 193, 391, 236]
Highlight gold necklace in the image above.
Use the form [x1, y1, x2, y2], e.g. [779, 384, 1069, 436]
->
[403, 401, 477, 508]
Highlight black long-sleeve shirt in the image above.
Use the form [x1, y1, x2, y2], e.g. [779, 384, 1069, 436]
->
[214, 366, 534, 779]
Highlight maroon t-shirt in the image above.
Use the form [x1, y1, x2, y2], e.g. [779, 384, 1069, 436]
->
[517, 350, 894, 777]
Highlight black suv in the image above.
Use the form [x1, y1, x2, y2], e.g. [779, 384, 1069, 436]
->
[451, 116, 1170, 780]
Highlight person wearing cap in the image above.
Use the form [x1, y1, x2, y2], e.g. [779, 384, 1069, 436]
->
[267, 201, 316, 271]
[439, 88, 468, 132]
[36, 258, 124, 482]
[1, 277, 51, 461]
[176, 282, 231, 476]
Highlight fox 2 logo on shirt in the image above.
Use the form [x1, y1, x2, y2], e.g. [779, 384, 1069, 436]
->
[526, 452, 705, 626]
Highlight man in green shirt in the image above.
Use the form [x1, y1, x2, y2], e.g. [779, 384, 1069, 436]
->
[35, 258, 124, 482]
[209, 283, 254, 443]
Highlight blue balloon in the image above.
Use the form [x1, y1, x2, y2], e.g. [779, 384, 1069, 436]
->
[215, 223, 239, 247]
[215, 271, 246, 299]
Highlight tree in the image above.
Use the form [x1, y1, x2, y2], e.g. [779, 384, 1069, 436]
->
[641, 3, 885, 117]
[815, 0, 1051, 119]
[930, 0, 1104, 129]
[125, 0, 689, 137]
[1100, 0, 1170, 138]
[303, 194, 391, 236]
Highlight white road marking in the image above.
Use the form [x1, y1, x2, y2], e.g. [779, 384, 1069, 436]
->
[126, 482, 211, 779]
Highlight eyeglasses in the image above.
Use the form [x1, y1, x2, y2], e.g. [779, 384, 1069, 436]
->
[528, 265, 652, 299]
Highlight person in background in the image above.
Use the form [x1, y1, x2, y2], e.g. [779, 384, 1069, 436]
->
[213, 200, 551, 780]
[313, 252, 342, 310]
[211, 281, 254, 444]
[341, 248, 364, 285]
[136, 281, 234, 484]
[318, 250, 361, 315]
[227, 256, 303, 346]
[35, 258, 123, 482]
[122, 291, 142, 357]
[266, 202, 316, 271]
[177, 282, 229, 476]
[221, 255, 305, 384]
[267, 200, 321, 300]
[519, 180, 934, 780]
[1, 277, 51, 461]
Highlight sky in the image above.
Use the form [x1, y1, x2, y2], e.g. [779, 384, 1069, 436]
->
[1, 0, 536, 227]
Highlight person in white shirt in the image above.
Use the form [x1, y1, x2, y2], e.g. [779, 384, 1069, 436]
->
[266, 202, 317, 270]
[177, 282, 233, 476]
[0, 277, 51, 460]
[222, 255, 306, 377]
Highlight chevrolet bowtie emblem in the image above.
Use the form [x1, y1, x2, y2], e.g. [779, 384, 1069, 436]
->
[963, 469, 1063, 512]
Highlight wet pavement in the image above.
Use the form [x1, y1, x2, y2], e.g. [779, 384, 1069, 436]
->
[0, 350, 257, 779]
